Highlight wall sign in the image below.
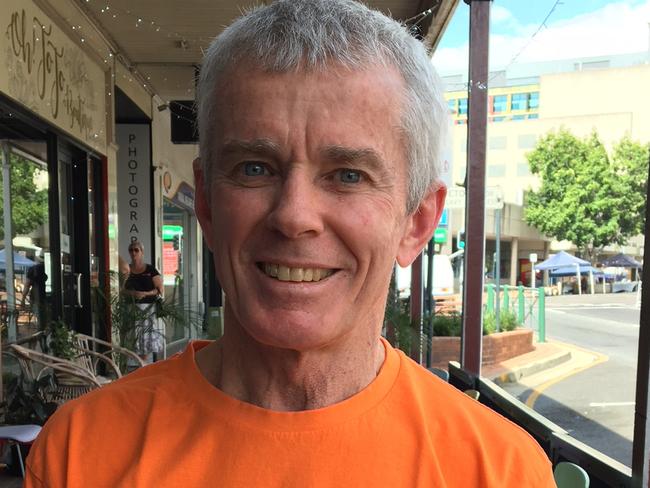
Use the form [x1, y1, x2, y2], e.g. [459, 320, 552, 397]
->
[117, 124, 152, 263]
[0, 1, 107, 152]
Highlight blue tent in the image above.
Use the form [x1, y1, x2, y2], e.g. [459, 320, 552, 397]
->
[600, 253, 642, 269]
[535, 251, 590, 271]
[0, 249, 36, 269]
[549, 265, 603, 278]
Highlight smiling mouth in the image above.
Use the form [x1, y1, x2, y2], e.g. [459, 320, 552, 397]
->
[258, 263, 336, 282]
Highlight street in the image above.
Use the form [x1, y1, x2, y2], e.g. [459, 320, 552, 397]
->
[502, 292, 640, 467]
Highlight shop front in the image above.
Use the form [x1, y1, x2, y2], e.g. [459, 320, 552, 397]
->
[0, 2, 109, 341]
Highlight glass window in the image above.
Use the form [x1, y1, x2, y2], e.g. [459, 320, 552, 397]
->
[489, 136, 507, 150]
[518, 134, 537, 149]
[487, 164, 506, 177]
[447, 99, 456, 114]
[492, 116, 506, 123]
[511, 93, 529, 111]
[512, 114, 526, 121]
[493, 95, 508, 113]
[517, 162, 531, 176]
[458, 98, 468, 115]
[528, 113, 539, 120]
[529, 92, 539, 110]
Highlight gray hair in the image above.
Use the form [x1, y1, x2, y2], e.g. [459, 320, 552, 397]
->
[196, 0, 448, 213]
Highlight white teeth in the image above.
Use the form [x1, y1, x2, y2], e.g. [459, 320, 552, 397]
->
[277, 266, 291, 281]
[290, 268, 304, 281]
[262, 264, 333, 282]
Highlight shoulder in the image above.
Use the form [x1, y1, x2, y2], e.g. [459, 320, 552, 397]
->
[147, 264, 160, 276]
[389, 349, 553, 485]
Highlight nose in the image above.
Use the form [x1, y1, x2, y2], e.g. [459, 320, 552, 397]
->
[266, 169, 325, 239]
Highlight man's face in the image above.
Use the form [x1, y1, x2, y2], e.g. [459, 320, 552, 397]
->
[195, 64, 443, 351]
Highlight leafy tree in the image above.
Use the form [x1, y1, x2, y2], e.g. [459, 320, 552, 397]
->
[611, 136, 649, 236]
[0, 153, 49, 240]
[524, 129, 648, 261]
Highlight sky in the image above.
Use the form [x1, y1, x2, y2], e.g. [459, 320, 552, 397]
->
[432, 0, 650, 74]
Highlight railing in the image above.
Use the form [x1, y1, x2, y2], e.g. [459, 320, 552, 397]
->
[485, 284, 546, 342]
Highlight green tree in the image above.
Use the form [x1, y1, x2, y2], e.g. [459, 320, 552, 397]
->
[524, 129, 648, 261]
[611, 136, 649, 236]
[0, 154, 49, 240]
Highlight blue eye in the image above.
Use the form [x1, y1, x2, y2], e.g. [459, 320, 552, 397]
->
[243, 162, 267, 177]
[339, 169, 361, 183]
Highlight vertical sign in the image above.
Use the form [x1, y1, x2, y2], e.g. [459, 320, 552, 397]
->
[117, 124, 152, 264]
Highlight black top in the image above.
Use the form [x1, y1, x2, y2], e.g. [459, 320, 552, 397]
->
[27, 263, 47, 300]
[124, 264, 161, 303]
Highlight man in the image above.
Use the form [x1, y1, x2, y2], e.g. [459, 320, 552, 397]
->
[25, 1, 555, 486]
[21, 259, 48, 328]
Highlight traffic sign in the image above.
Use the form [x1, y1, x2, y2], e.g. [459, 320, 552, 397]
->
[433, 228, 447, 244]
[438, 208, 449, 227]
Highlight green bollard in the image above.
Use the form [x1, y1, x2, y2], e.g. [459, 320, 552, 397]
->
[537, 287, 546, 343]
[486, 284, 494, 314]
[518, 285, 525, 324]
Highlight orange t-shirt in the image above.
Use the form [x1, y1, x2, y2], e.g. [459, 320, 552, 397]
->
[25, 339, 555, 487]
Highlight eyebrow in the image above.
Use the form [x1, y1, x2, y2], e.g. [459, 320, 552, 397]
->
[220, 138, 283, 159]
[322, 145, 387, 173]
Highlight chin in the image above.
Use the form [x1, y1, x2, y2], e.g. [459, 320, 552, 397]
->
[240, 311, 343, 352]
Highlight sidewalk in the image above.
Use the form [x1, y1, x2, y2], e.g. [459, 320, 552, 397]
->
[482, 339, 604, 386]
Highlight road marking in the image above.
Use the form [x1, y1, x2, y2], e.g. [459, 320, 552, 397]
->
[524, 343, 608, 409]
[589, 401, 635, 407]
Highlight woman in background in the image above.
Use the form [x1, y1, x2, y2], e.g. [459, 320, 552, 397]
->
[123, 240, 164, 361]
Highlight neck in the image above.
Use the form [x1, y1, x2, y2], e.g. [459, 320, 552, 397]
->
[196, 320, 385, 411]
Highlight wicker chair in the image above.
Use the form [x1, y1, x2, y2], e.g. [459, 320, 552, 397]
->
[9, 344, 103, 404]
[73, 333, 145, 375]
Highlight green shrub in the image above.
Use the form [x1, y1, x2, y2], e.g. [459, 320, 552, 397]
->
[482, 309, 520, 335]
[431, 313, 462, 337]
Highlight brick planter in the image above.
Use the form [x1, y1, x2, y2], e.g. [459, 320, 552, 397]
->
[429, 328, 534, 369]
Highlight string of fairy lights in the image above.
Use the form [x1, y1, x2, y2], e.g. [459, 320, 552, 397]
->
[60, 1, 448, 126]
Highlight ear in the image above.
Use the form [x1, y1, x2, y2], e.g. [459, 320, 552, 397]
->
[193, 158, 215, 251]
[396, 183, 447, 267]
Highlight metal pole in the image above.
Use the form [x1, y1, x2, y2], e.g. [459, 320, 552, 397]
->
[425, 240, 435, 368]
[518, 284, 525, 324]
[631, 153, 650, 487]
[576, 263, 582, 295]
[410, 254, 423, 363]
[537, 287, 545, 343]
[530, 262, 535, 289]
[495, 208, 501, 332]
[460, 0, 491, 377]
[1, 143, 16, 342]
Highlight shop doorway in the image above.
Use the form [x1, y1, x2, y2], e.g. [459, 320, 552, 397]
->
[162, 199, 192, 345]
